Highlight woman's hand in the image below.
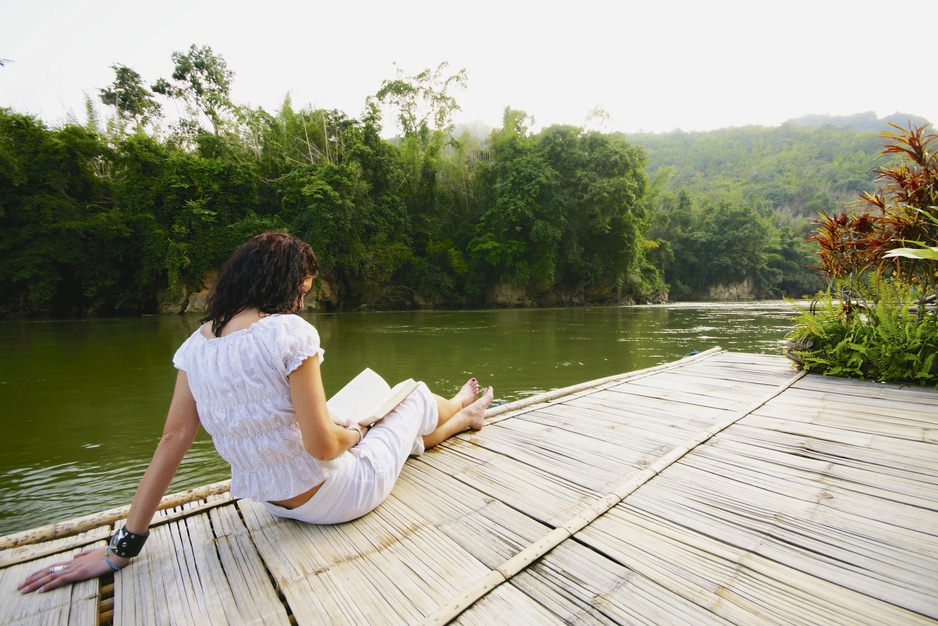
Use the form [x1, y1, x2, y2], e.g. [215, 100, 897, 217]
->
[291, 355, 366, 459]
[18, 547, 130, 594]
[345, 420, 369, 445]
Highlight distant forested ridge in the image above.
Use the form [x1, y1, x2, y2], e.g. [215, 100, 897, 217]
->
[627, 112, 930, 299]
[0, 47, 930, 316]
[630, 111, 929, 221]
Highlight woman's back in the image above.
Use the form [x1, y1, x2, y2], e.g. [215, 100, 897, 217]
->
[173, 313, 330, 502]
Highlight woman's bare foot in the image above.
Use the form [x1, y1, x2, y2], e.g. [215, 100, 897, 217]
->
[461, 386, 494, 431]
[453, 377, 479, 409]
[422, 386, 495, 449]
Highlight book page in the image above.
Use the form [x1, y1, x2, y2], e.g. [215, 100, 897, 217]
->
[327, 369, 420, 426]
[327, 368, 390, 425]
[358, 378, 419, 426]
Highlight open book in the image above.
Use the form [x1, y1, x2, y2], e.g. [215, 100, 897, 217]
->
[327, 368, 420, 427]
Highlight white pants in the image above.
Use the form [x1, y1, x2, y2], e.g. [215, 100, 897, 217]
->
[262, 382, 439, 524]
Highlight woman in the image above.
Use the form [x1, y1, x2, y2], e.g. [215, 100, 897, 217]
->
[20, 231, 493, 594]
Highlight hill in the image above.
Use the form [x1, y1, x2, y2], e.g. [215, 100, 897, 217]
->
[626, 112, 932, 224]
[787, 111, 930, 132]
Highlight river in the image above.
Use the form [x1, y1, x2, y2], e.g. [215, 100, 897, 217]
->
[0, 301, 800, 536]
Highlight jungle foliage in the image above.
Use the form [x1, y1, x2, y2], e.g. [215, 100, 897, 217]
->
[0, 46, 924, 316]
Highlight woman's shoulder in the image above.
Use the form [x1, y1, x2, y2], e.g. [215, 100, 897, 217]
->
[173, 324, 209, 369]
[262, 314, 323, 369]
[266, 313, 316, 331]
[260, 314, 320, 344]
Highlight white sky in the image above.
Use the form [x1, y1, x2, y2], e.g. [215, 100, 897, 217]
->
[1, 0, 936, 135]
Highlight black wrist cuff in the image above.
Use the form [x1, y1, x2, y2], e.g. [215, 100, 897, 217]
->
[110, 525, 150, 558]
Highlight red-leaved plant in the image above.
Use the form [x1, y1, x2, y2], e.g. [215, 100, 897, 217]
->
[811, 122, 937, 308]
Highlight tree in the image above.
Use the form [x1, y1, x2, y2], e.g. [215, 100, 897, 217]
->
[152, 44, 234, 135]
[652, 191, 786, 298]
[556, 130, 650, 293]
[99, 64, 162, 135]
[0, 110, 136, 314]
[372, 61, 467, 139]
[371, 62, 470, 295]
[468, 110, 560, 290]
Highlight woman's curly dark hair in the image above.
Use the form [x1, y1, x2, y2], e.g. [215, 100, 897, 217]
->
[203, 231, 320, 336]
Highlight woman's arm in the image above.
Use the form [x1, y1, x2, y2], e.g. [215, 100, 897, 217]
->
[19, 370, 201, 594]
[124, 370, 202, 534]
[289, 355, 364, 460]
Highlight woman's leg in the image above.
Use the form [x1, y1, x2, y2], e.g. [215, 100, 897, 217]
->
[434, 377, 478, 425]
[422, 385, 494, 449]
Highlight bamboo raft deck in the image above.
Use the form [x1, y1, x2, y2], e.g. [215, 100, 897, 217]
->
[1, 348, 936, 625]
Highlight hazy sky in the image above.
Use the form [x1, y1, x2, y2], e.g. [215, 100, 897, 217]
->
[2, 0, 936, 135]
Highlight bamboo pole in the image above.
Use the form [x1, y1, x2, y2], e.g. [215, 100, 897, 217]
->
[0, 494, 236, 569]
[483, 347, 725, 424]
[0, 480, 231, 551]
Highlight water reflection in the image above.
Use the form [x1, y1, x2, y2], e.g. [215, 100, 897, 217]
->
[0, 301, 798, 535]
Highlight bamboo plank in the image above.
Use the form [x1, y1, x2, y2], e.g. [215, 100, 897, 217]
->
[689, 365, 798, 387]
[778, 387, 936, 424]
[680, 447, 938, 542]
[601, 380, 758, 412]
[628, 370, 775, 395]
[729, 418, 938, 475]
[510, 540, 733, 625]
[415, 358, 808, 624]
[392, 462, 550, 568]
[756, 409, 938, 446]
[116, 516, 217, 625]
[0, 547, 101, 626]
[113, 501, 287, 625]
[718, 425, 938, 501]
[240, 499, 409, 624]
[240, 495, 492, 625]
[0, 527, 110, 570]
[533, 398, 726, 439]
[634, 470, 938, 593]
[456, 419, 641, 494]
[207, 504, 291, 625]
[5, 350, 937, 625]
[766, 396, 935, 435]
[726, 413, 938, 485]
[678, 355, 797, 386]
[630, 442, 938, 603]
[794, 375, 938, 402]
[419, 444, 600, 527]
[0, 495, 239, 571]
[579, 504, 936, 625]
[482, 347, 725, 425]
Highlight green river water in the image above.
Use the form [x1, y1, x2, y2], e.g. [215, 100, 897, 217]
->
[0, 301, 800, 536]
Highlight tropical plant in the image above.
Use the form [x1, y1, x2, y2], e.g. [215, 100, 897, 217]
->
[788, 122, 938, 385]
[787, 285, 938, 385]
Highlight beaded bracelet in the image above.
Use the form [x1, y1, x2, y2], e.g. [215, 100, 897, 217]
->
[104, 546, 122, 572]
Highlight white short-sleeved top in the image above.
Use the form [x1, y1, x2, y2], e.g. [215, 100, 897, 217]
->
[173, 314, 333, 502]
